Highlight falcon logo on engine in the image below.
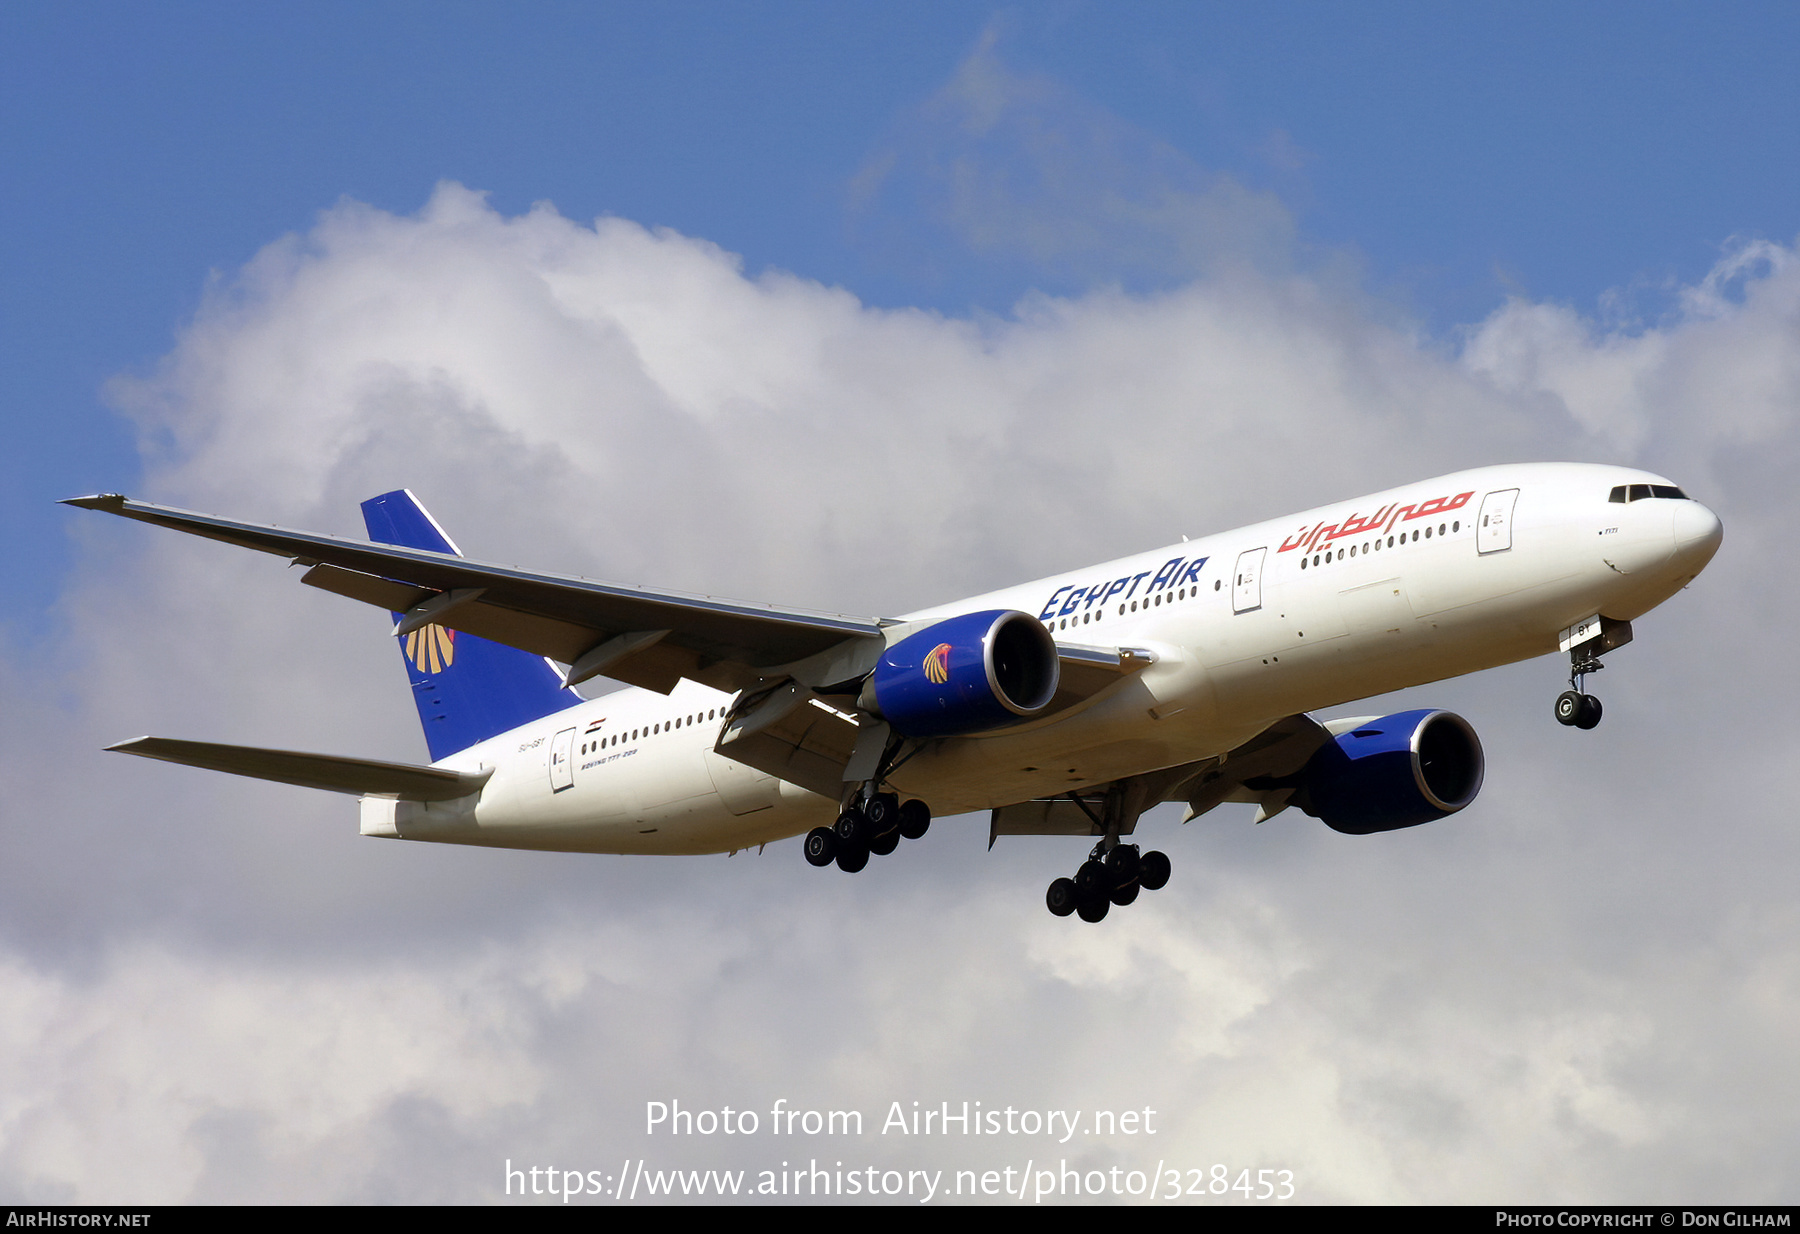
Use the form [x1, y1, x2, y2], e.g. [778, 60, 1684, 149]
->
[923, 643, 952, 685]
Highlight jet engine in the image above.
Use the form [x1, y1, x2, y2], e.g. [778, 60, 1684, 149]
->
[862, 610, 1060, 738]
[1294, 709, 1484, 834]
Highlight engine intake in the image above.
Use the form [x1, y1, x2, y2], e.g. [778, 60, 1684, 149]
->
[1295, 709, 1484, 834]
[865, 610, 1060, 738]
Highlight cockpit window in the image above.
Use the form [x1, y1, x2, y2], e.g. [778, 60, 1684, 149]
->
[1609, 484, 1689, 503]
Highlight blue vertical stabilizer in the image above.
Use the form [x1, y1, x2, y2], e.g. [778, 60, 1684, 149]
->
[362, 490, 583, 761]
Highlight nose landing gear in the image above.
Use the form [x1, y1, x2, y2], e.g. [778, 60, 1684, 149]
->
[1553, 617, 1634, 730]
[1554, 645, 1606, 730]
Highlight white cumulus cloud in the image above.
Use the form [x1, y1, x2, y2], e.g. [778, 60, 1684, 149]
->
[5, 188, 1797, 1202]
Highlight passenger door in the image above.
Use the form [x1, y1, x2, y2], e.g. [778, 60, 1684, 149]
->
[549, 727, 577, 793]
[1233, 547, 1267, 614]
[1478, 489, 1519, 555]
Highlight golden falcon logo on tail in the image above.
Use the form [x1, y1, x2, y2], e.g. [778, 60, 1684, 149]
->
[405, 624, 456, 674]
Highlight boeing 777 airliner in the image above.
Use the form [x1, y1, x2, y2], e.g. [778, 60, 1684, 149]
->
[69, 462, 1721, 921]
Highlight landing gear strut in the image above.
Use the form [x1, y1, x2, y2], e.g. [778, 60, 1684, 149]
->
[802, 731, 933, 874]
[1038, 779, 1171, 923]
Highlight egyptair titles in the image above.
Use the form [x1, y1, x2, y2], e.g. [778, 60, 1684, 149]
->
[1039, 555, 1209, 621]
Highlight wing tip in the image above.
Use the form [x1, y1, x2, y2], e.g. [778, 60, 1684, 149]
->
[61, 493, 128, 511]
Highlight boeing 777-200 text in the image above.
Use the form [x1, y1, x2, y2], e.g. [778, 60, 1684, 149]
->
[69, 462, 1722, 922]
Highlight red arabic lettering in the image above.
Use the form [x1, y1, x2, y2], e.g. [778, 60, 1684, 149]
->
[1402, 491, 1473, 522]
[1278, 523, 1321, 553]
[1281, 491, 1476, 555]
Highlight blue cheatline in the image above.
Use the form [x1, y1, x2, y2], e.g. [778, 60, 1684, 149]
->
[362, 490, 583, 762]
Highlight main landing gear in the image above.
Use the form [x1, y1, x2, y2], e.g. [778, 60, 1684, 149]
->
[1045, 841, 1171, 923]
[1554, 645, 1605, 730]
[803, 792, 932, 873]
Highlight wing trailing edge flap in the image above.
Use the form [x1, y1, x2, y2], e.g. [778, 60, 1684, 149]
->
[988, 761, 1201, 846]
[713, 680, 862, 800]
[107, 737, 492, 802]
[1177, 713, 1336, 824]
[987, 713, 1335, 841]
[63, 494, 886, 696]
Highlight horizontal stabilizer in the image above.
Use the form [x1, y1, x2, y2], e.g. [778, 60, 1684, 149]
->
[106, 737, 492, 801]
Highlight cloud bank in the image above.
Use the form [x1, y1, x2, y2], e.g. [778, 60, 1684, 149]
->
[4, 184, 1797, 1203]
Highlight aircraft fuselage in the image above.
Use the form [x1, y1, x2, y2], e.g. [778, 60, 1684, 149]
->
[367, 462, 1721, 855]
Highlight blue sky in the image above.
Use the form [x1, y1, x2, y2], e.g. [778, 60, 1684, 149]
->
[4, 3, 1799, 1203]
[6, 3, 1798, 628]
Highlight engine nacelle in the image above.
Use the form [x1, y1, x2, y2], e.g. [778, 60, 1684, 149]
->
[1294, 709, 1484, 834]
[865, 610, 1060, 738]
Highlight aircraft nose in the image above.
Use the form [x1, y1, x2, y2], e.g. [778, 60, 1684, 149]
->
[1671, 499, 1723, 571]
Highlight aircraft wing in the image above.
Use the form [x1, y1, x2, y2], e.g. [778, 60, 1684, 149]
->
[64, 494, 887, 695]
[987, 712, 1334, 840]
[108, 736, 492, 801]
[1171, 712, 1336, 823]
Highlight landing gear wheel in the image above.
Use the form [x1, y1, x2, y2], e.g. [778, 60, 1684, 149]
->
[869, 828, 900, 856]
[833, 810, 865, 846]
[1052, 844, 1167, 921]
[897, 799, 931, 840]
[1554, 690, 1585, 727]
[1074, 859, 1109, 900]
[1105, 845, 1141, 886]
[1575, 694, 1603, 730]
[863, 793, 899, 833]
[835, 843, 869, 873]
[1139, 850, 1171, 891]
[803, 827, 836, 868]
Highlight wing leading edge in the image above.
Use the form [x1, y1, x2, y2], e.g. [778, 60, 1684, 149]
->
[63, 493, 888, 695]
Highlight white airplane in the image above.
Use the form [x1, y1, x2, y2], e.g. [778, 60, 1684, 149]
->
[68, 462, 1721, 922]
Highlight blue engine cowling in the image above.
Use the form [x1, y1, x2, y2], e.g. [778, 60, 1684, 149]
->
[865, 610, 1060, 738]
[1294, 709, 1484, 834]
